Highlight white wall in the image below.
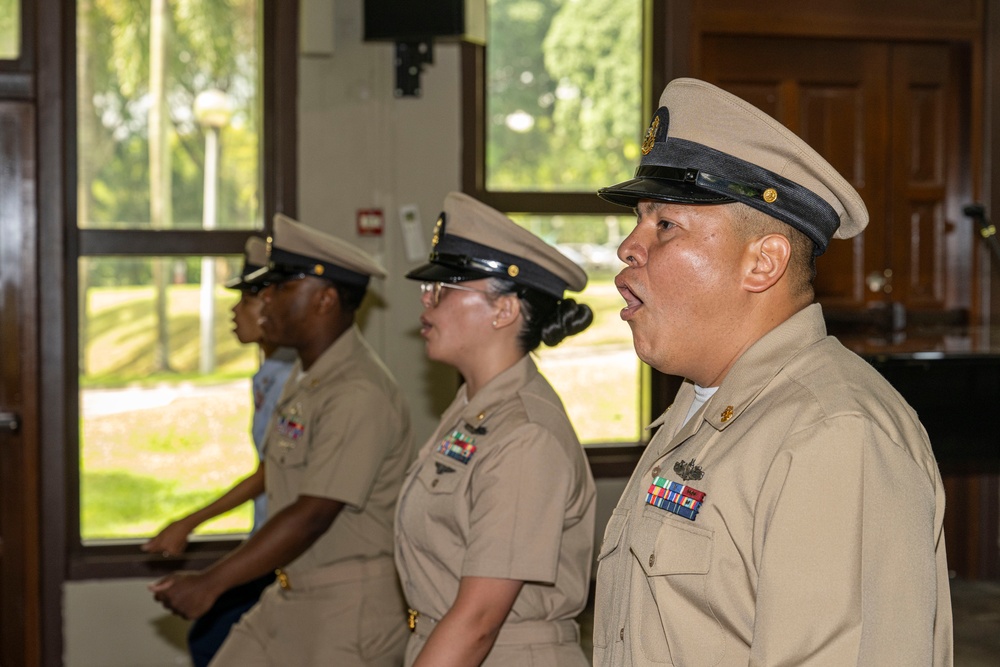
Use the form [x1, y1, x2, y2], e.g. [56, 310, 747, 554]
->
[295, 0, 464, 444]
[62, 2, 629, 663]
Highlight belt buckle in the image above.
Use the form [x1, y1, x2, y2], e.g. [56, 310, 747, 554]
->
[407, 608, 419, 632]
[275, 569, 291, 590]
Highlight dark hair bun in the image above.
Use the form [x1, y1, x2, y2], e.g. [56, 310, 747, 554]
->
[541, 298, 594, 347]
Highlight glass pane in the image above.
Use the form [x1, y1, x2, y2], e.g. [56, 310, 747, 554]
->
[486, 0, 644, 192]
[79, 256, 260, 540]
[0, 0, 19, 59]
[510, 214, 643, 444]
[76, 0, 261, 230]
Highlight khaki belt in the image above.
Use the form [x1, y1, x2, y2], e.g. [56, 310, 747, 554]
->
[407, 611, 580, 646]
[275, 557, 396, 591]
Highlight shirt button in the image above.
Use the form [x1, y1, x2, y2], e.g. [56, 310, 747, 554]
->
[649, 553, 656, 567]
[619, 627, 624, 641]
[431, 479, 439, 488]
[651, 466, 660, 477]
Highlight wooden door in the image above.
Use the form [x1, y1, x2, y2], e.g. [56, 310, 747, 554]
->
[0, 102, 41, 666]
[700, 37, 971, 331]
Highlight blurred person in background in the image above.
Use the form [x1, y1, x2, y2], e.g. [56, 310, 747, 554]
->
[142, 235, 295, 666]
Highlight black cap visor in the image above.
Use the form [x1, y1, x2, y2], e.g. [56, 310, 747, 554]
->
[225, 261, 265, 291]
[405, 260, 495, 284]
[224, 276, 263, 292]
[243, 266, 287, 286]
[598, 166, 737, 208]
[244, 248, 371, 288]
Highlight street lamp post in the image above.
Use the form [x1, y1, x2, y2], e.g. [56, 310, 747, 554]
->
[194, 89, 232, 375]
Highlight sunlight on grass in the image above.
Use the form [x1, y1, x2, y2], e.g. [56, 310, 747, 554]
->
[81, 282, 260, 540]
[534, 273, 642, 443]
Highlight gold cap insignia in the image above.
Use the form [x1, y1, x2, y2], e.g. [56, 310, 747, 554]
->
[641, 115, 660, 156]
[431, 216, 443, 247]
[314, 264, 324, 275]
[507, 265, 520, 277]
[762, 188, 778, 203]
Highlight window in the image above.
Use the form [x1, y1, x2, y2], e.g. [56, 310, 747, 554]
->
[0, 0, 18, 59]
[466, 0, 659, 447]
[72, 0, 296, 567]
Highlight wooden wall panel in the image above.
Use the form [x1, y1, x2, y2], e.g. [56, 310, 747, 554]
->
[700, 36, 886, 312]
[696, 0, 981, 40]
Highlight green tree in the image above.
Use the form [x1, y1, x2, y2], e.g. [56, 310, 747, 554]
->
[77, 0, 262, 376]
[80, 0, 259, 233]
[486, 0, 642, 192]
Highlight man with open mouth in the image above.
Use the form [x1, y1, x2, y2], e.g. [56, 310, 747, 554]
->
[591, 78, 952, 667]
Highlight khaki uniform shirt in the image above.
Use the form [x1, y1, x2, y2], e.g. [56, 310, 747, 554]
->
[594, 304, 953, 667]
[395, 356, 596, 641]
[265, 325, 414, 573]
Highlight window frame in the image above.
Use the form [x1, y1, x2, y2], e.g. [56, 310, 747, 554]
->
[63, 0, 299, 580]
[460, 0, 684, 473]
[0, 0, 31, 96]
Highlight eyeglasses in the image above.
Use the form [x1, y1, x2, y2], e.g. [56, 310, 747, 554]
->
[419, 281, 492, 307]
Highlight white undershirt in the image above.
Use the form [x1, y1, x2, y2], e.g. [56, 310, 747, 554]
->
[683, 384, 719, 426]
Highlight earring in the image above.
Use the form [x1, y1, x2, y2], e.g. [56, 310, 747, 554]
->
[492, 320, 498, 328]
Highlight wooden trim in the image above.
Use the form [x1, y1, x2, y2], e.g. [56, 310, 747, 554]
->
[0, 0, 35, 74]
[68, 540, 242, 579]
[0, 102, 41, 667]
[79, 229, 257, 255]
[263, 0, 299, 224]
[697, 10, 981, 42]
[36, 0, 69, 662]
[0, 73, 32, 98]
[659, 0, 693, 85]
[460, 41, 484, 195]
[986, 0, 1000, 324]
[586, 445, 645, 478]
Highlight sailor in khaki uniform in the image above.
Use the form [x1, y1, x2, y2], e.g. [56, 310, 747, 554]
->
[153, 214, 413, 666]
[395, 192, 597, 666]
[592, 79, 953, 666]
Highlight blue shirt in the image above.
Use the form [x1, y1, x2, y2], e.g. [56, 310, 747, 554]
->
[250, 348, 295, 532]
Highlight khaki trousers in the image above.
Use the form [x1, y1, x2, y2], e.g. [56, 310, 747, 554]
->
[211, 558, 408, 667]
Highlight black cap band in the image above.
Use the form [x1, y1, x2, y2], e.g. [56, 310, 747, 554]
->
[408, 232, 568, 298]
[597, 107, 842, 255]
[246, 247, 371, 288]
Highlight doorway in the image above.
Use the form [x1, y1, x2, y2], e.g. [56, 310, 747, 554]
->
[0, 102, 41, 665]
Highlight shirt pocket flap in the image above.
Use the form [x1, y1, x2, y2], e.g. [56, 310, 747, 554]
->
[415, 454, 465, 494]
[631, 513, 713, 576]
[598, 508, 629, 560]
[269, 439, 308, 468]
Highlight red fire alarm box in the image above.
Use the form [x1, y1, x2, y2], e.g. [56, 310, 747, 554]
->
[356, 208, 384, 236]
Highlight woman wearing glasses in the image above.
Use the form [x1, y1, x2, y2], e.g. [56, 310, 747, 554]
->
[395, 192, 597, 666]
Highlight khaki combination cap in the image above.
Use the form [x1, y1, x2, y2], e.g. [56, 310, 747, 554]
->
[225, 235, 268, 291]
[406, 192, 587, 298]
[246, 213, 387, 288]
[598, 77, 869, 255]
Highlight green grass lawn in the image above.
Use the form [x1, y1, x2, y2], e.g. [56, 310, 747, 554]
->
[79, 277, 641, 540]
[81, 284, 259, 539]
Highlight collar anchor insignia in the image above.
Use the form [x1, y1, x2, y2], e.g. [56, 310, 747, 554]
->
[673, 459, 704, 481]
